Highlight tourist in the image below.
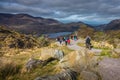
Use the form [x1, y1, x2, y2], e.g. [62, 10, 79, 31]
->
[67, 38, 70, 45]
[85, 35, 92, 50]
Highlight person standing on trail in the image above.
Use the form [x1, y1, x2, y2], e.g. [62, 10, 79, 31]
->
[65, 37, 68, 45]
[74, 35, 78, 41]
[59, 37, 63, 45]
[71, 35, 74, 40]
[56, 37, 62, 44]
[85, 35, 92, 50]
[67, 38, 70, 45]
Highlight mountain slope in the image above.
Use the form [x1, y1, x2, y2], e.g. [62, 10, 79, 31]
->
[104, 19, 120, 30]
[0, 13, 93, 34]
[96, 19, 120, 31]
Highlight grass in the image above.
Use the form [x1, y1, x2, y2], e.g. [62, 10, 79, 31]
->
[0, 47, 61, 80]
[60, 46, 74, 55]
[10, 60, 59, 80]
[0, 43, 73, 80]
[77, 43, 85, 47]
[93, 46, 111, 50]
[0, 60, 21, 80]
[49, 42, 74, 55]
[100, 50, 111, 57]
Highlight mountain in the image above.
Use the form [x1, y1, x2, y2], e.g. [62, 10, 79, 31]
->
[96, 19, 120, 31]
[0, 13, 87, 35]
[95, 24, 107, 31]
[104, 19, 120, 30]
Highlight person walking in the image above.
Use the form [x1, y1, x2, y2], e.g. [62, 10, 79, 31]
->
[85, 35, 92, 50]
[67, 38, 70, 45]
[65, 37, 68, 45]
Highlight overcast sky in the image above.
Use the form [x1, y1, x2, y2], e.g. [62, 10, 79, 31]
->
[0, 0, 120, 25]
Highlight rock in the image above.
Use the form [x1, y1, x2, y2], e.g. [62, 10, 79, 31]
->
[98, 58, 120, 80]
[40, 48, 64, 60]
[40, 48, 55, 60]
[54, 50, 64, 60]
[25, 58, 43, 72]
[59, 49, 89, 71]
[111, 49, 120, 57]
[114, 48, 120, 54]
[34, 69, 77, 80]
[80, 71, 99, 80]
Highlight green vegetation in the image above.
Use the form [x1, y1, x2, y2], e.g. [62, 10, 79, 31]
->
[77, 24, 95, 38]
[76, 24, 120, 48]
[0, 27, 50, 55]
[100, 50, 111, 57]
[0, 60, 21, 80]
[0, 25, 119, 80]
[77, 43, 85, 47]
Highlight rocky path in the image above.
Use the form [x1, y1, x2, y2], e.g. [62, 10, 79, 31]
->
[98, 58, 120, 80]
[56, 39, 102, 55]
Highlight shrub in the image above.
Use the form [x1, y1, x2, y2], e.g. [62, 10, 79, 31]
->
[38, 36, 50, 47]
[0, 61, 21, 80]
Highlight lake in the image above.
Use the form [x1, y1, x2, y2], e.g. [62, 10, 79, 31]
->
[46, 32, 72, 38]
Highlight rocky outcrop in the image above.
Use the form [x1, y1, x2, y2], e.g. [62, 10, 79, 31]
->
[111, 49, 120, 57]
[35, 69, 77, 80]
[34, 48, 100, 80]
[40, 48, 64, 60]
[25, 58, 44, 72]
[25, 57, 56, 72]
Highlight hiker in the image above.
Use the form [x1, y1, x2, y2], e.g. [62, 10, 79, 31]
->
[64, 36, 68, 45]
[56, 37, 60, 42]
[67, 38, 70, 45]
[71, 35, 74, 40]
[85, 35, 92, 50]
[56, 37, 62, 44]
[59, 37, 63, 44]
[62, 37, 65, 43]
[74, 35, 77, 41]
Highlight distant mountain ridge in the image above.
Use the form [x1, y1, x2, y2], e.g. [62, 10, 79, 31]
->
[105, 19, 120, 30]
[0, 13, 88, 34]
[96, 19, 120, 31]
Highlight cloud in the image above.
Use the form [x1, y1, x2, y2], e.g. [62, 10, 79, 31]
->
[0, 0, 120, 24]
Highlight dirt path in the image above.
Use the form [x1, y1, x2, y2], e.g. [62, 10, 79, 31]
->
[56, 39, 102, 55]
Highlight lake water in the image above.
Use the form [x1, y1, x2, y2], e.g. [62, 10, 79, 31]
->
[46, 32, 72, 38]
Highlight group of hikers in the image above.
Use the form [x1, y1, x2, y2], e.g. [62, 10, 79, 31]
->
[56, 35, 78, 46]
[56, 35, 92, 50]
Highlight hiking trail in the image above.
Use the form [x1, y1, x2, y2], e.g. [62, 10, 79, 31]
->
[56, 39, 102, 55]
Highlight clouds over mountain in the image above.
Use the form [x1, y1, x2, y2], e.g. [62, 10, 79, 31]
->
[0, 0, 120, 24]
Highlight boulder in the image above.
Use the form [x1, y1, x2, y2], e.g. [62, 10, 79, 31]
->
[54, 49, 64, 60]
[59, 49, 90, 70]
[114, 48, 120, 54]
[40, 48, 64, 60]
[25, 58, 43, 72]
[98, 58, 120, 80]
[35, 69, 77, 80]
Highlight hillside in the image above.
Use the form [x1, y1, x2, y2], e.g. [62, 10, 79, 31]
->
[96, 19, 120, 31]
[0, 27, 50, 56]
[105, 19, 120, 30]
[0, 13, 91, 34]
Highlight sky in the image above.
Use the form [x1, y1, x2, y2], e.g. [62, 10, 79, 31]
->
[0, 0, 120, 25]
